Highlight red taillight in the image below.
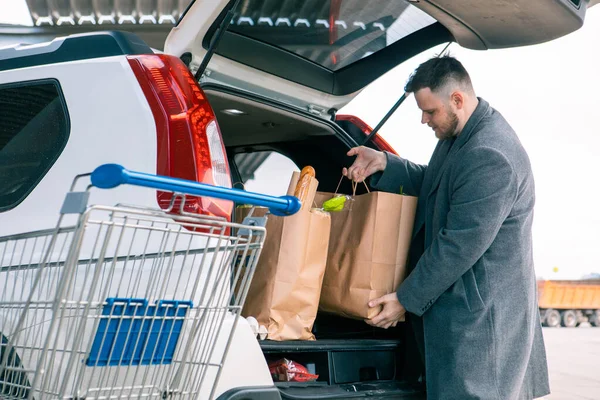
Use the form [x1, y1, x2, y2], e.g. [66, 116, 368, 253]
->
[127, 54, 233, 221]
[336, 114, 398, 155]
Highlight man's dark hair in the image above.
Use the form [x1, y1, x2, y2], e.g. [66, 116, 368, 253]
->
[404, 55, 474, 95]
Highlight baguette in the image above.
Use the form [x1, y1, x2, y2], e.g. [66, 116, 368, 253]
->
[293, 166, 316, 204]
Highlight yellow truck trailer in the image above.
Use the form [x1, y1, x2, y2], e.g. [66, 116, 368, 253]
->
[538, 280, 600, 328]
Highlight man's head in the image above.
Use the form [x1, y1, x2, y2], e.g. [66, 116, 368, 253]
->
[405, 55, 478, 140]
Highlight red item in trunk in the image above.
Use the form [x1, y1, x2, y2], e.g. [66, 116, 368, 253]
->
[268, 358, 319, 382]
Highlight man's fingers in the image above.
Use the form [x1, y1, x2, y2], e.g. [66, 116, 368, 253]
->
[370, 309, 391, 326]
[354, 168, 364, 182]
[366, 314, 400, 329]
[346, 166, 356, 181]
[365, 317, 386, 328]
[345, 146, 384, 183]
[368, 295, 387, 308]
[379, 318, 393, 329]
[347, 147, 361, 157]
[347, 167, 365, 183]
[342, 167, 348, 176]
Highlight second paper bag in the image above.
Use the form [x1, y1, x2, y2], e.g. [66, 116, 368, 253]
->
[237, 206, 330, 340]
[315, 191, 417, 320]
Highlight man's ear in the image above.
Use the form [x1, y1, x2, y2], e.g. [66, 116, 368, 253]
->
[451, 91, 465, 110]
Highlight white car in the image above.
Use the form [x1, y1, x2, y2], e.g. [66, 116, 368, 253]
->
[0, 0, 596, 399]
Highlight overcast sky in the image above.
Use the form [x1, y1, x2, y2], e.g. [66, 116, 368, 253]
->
[2, 1, 598, 279]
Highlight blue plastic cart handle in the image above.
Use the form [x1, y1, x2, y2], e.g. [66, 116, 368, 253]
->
[90, 164, 301, 217]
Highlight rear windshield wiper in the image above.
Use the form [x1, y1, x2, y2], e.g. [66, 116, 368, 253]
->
[194, 0, 242, 81]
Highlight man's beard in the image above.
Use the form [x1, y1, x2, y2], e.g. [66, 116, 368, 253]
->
[437, 111, 459, 140]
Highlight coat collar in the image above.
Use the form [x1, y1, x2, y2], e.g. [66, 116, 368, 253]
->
[453, 97, 490, 151]
[426, 97, 490, 197]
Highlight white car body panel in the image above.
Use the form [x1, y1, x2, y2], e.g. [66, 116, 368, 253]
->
[0, 53, 275, 398]
[0, 55, 157, 237]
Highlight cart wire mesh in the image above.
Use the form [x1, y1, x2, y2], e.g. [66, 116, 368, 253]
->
[0, 195, 266, 399]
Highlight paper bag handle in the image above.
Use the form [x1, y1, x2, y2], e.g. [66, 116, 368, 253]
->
[334, 176, 370, 196]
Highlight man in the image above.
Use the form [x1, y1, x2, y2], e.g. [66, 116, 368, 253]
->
[343, 56, 550, 399]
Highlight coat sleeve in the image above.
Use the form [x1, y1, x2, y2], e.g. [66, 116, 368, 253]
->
[370, 152, 427, 196]
[397, 146, 518, 316]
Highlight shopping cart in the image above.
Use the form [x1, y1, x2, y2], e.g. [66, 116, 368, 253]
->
[0, 164, 300, 400]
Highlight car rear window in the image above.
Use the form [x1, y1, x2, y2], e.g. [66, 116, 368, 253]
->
[0, 80, 70, 212]
[228, 0, 436, 71]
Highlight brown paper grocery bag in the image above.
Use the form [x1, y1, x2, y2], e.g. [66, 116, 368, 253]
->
[236, 206, 330, 341]
[314, 190, 417, 320]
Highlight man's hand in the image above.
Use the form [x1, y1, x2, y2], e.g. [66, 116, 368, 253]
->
[342, 146, 387, 182]
[365, 293, 406, 329]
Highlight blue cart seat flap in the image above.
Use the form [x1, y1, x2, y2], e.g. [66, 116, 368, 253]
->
[87, 298, 193, 367]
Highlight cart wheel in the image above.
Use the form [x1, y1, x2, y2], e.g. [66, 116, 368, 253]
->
[590, 311, 600, 327]
[544, 309, 561, 328]
[560, 310, 577, 328]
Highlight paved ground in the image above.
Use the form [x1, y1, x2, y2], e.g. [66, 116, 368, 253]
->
[543, 325, 600, 399]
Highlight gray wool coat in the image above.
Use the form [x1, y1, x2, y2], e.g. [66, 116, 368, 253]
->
[371, 98, 550, 399]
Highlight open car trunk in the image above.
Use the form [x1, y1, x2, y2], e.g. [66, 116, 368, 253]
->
[204, 84, 425, 398]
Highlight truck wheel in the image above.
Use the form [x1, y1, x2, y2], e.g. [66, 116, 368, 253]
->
[560, 310, 577, 328]
[544, 309, 561, 328]
[590, 311, 600, 327]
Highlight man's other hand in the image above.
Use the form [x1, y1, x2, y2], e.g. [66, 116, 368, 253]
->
[365, 293, 406, 329]
[342, 146, 387, 182]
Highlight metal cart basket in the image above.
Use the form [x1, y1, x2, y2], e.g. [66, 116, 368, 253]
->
[0, 164, 300, 400]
